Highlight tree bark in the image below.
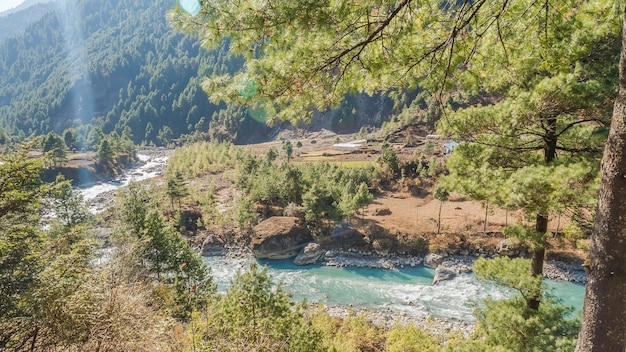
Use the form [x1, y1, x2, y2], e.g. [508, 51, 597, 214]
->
[576, 8, 626, 351]
[526, 110, 557, 311]
[483, 200, 489, 232]
[437, 199, 443, 234]
[527, 213, 548, 310]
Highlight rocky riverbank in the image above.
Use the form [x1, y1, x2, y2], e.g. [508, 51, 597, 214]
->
[318, 249, 585, 284]
[206, 243, 587, 284]
[323, 305, 474, 337]
[80, 147, 173, 213]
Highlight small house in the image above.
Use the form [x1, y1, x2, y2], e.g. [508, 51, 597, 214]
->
[332, 139, 368, 151]
[443, 141, 459, 155]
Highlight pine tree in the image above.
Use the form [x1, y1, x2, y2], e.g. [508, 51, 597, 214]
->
[282, 140, 293, 162]
[165, 171, 189, 209]
[97, 138, 114, 164]
[433, 184, 449, 234]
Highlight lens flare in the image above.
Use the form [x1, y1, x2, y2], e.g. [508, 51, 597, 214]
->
[179, 0, 200, 16]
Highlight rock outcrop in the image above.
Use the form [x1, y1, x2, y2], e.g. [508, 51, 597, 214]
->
[432, 265, 457, 285]
[251, 217, 313, 259]
[294, 242, 324, 265]
[424, 253, 444, 269]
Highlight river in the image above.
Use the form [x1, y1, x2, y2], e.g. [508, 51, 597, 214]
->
[204, 256, 585, 323]
[78, 150, 171, 213]
[78, 150, 585, 324]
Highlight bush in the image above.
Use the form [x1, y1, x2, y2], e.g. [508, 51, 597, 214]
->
[198, 263, 323, 351]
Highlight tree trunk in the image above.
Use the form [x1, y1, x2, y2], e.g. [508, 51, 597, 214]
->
[527, 213, 548, 311]
[483, 200, 489, 232]
[437, 200, 443, 234]
[505, 207, 508, 228]
[525, 106, 558, 311]
[576, 8, 626, 351]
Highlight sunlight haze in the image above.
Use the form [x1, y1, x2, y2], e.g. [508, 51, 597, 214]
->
[0, 0, 26, 13]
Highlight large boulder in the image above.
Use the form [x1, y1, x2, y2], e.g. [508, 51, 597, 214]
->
[432, 265, 457, 285]
[251, 217, 313, 259]
[294, 242, 324, 265]
[424, 253, 444, 269]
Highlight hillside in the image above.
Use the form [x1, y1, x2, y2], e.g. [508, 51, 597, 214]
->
[0, 0, 261, 146]
[0, 0, 407, 147]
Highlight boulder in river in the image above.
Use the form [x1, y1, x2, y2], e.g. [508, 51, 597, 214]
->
[432, 265, 457, 285]
[424, 253, 444, 269]
[294, 242, 324, 265]
[251, 217, 313, 259]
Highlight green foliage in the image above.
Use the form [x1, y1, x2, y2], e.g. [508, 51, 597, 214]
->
[207, 104, 256, 143]
[0, 0, 255, 145]
[165, 170, 189, 209]
[0, 144, 106, 351]
[386, 324, 440, 352]
[282, 139, 293, 162]
[197, 262, 323, 351]
[63, 129, 77, 150]
[340, 182, 374, 219]
[474, 257, 542, 303]
[166, 140, 253, 177]
[49, 174, 91, 229]
[433, 184, 449, 233]
[265, 146, 278, 163]
[454, 297, 578, 352]
[165, 141, 379, 227]
[232, 196, 259, 231]
[168, 141, 378, 230]
[96, 138, 114, 164]
[326, 313, 385, 352]
[115, 181, 155, 236]
[381, 142, 400, 176]
[424, 141, 435, 155]
[465, 257, 579, 352]
[42, 131, 67, 165]
[114, 182, 215, 319]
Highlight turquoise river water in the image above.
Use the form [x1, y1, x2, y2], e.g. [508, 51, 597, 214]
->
[203, 256, 585, 323]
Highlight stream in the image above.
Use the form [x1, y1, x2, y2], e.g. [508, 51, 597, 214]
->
[204, 256, 585, 323]
[78, 150, 586, 323]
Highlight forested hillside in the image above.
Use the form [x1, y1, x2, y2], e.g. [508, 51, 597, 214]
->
[0, 0, 265, 146]
[0, 0, 403, 147]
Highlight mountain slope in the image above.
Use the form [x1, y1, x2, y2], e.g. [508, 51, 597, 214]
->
[0, 0, 261, 145]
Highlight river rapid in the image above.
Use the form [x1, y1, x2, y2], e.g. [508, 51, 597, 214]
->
[78, 149, 585, 326]
[203, 256, 585, 325]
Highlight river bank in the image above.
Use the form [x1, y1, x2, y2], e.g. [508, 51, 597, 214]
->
[204, 243, 586, 284]
[79, 147, 173, 213]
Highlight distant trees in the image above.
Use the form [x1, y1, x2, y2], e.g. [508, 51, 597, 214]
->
[165, 171, 189, 209]
[282, 140, 293, 162]
[339, 182, 373, 220]
[63, 129, 76, 150]
[232, 195, 259, 232]
[0, 0, 254, 146]
[433, 185, 449, 234]
[167, 141, 377, 229]
[380, 142, 399, 176]
[42, 132, 67, 166]
[97, 138, 114, 164]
